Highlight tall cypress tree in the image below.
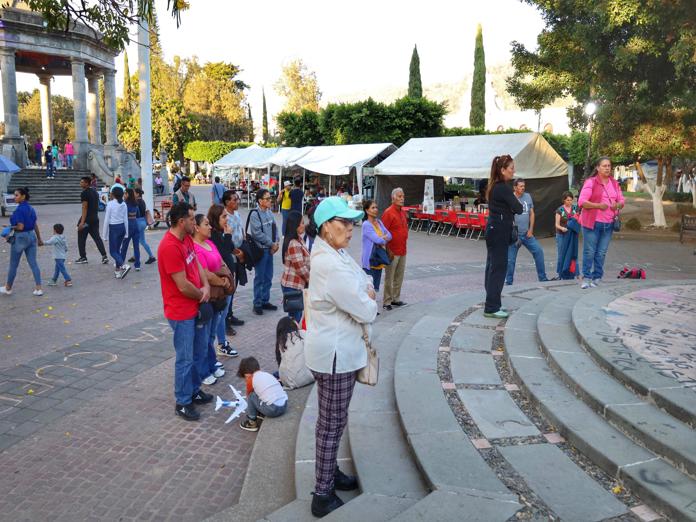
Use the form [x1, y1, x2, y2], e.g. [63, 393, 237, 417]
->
[123, 52, 133, 113]
[247, 105, 255, 142]
[408, 45, 422, 98]
[262, 88, 269, 143]
[469, 24, 486, 128]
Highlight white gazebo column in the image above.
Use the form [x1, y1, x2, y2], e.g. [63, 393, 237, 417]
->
[38, 74, 54, 147]
[138, 19, 154, 212]
[86, 75, 101, 145]
[103, 69, 118, 146]
[71, 60, 89, 169]
[0, 48, 25, 166]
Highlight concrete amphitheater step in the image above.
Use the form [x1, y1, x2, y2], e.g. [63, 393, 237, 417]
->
[8, 169, 101, 205]
[572, 283, 696, 428]
[505, 292, 696, 521]
[537, 287, 696, 478]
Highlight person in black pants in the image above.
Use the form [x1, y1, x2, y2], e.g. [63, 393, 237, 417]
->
[75, 176, 108, 264]
[484, 155, 523, 319]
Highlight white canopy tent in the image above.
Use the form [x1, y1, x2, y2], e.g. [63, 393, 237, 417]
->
[373, 133, 569, 236]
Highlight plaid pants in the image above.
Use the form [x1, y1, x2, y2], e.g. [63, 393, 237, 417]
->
[312, 368, 357, 495]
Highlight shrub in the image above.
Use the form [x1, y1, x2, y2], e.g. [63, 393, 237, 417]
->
[663, 191, 692, 202]
[625, 217, 642, 231]
[445, 183, 478, 197]
[671, 221, 682, 233]
[183, 141, 253, 163]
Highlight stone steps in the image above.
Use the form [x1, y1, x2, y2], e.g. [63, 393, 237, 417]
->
[8, 169, 99, 205]
[505, 290, 696, 521]
[537, 287, 696, 478]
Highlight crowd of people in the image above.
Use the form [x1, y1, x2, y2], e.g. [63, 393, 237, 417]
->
[32, 139, 75, 178]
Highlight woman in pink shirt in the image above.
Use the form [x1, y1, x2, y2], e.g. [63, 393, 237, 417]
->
[192, 214, 229, 385]
[577, 156, 625, 288]
[64, 141, 74, 169]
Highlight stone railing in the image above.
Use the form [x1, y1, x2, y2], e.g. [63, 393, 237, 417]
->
[87, 146, 141, 186]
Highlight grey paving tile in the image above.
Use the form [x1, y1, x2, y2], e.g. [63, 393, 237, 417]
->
[450, 352, 501, 385]
[457, 389, 539, 439]
[9, 420, 44, 437]
[393, 489, 521, 521]
[31, 408, 68, 424]
[0, 433, 22, 451]
[450, 326, 496, 352]
[462, 309, 503, 328]
[392, 336, 439, 374]
[3, 407, 41, 424]
[408, 315, 453, 340]
[395, 372, 460, 435]
[500, 444, 627, 521]
[0, 420, 14, 434]
[321, 494, 417, 522]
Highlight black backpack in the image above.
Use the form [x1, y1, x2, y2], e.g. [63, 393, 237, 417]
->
[243, 209, 277, 268]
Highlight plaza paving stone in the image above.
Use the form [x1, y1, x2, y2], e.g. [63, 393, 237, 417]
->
[457, 389, 540, 439]
[450, 351, 501, 385]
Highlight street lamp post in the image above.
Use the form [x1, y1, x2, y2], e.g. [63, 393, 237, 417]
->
[583, 102, 597, 179]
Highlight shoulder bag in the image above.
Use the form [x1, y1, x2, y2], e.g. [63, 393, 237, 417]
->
[601, 181, 622, 232]
[243, 209, 266, 267]
[283, 289, 304, 313]
[356, 325, 379, 386]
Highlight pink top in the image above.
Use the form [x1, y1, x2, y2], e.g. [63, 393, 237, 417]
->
[578, 176, 625, 228]
[193, 239, 222, 272]
[64, 143, 74, 155]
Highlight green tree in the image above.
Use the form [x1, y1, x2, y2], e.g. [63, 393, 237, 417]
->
[276, 110, 323, 147]
[18, 90, 75, 145]
[247, 105, 255, 142]
[469, 24, 486, 129]
[262, 88, 270, 144]
[123, 52, 134, 114]
[408, 45, 423, 98]
[275, 59, 321, 113]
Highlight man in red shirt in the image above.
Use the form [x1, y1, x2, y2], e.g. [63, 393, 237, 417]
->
[381, 187, 408, 310]
[158, 202, 213, 421]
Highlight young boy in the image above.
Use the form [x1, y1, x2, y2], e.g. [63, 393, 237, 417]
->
[237, 356, 288, 432]
[45, 224, 72, 287]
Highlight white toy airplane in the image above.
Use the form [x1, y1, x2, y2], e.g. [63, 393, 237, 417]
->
[215, 384, 248, 424]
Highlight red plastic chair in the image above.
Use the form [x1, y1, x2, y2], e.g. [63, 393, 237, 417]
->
[454, 213, 471, 237]
[442, 209, 459, 236]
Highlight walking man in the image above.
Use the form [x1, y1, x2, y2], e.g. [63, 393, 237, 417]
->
[249, 189, 279, 315]
[382, 187, 408, 311]
[211, 176, 225, 206]
[505, 178, 549, 285]
[157, 202, 213, 421]
[75, 176, 108, 265]
[172, 176, 197, 211]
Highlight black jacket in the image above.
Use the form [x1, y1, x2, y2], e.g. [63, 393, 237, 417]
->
[488, 182, 523, 221]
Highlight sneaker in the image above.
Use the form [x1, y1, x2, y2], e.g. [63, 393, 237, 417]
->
[47, 280, 58, 286]
[226, 325, 237, 336]
[383, 304, 393, 311]
[65, 281, 73, 287]
[175, 403, 200, 421]
[590, 280, 599, 288]
[392, 301, 406, 307]
[240, 417, 259, 432]
[0, 286, 12, 295]
[253, 307, 263, 316]
[114, 270, 120, 278]
[581, 281, 591, 289]
[75, 257, 88, 264]
[215, 361, 224, 369]
[218, 342, 239, 358]
[229, 315, 245, 326]
[483, 310, 509, 319]
[334, 467, 359, 491]
[201, 375, 217, 386]
[32, 289, 44, 296]
[145, 257, 156, 265]
[311, 492, 344, 518]
[213, 368, 225, 378]
[192, 389, 214, 404]
[135, 267, 141, 272]
[261, 303, 278, 311]
[128, 257, 135, 263]
[256, 412, 266, 420]
[101, 256, 109, 264]
[118, 265, 131, 280]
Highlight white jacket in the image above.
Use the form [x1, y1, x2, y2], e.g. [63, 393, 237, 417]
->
[304, 236, 378, 374]
[101, 199, 129, 239]
[279, 335, 315, 389]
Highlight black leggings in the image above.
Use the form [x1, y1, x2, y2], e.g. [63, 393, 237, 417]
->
[484, 217, 512, 313]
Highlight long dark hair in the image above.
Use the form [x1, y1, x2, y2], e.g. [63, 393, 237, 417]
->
[362, 199, 376, 221]
[282, 210, 304, 264]
[486, 154, 513, 201]
[275, 316, 302, 365]
[207, 204, 225, 234]
[15, 186, 30, 201]
[111, 186, 124, 203]
[125, 188, 136, 204]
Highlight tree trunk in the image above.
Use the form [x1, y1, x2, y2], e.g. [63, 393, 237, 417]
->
[636, 160, 668, 227]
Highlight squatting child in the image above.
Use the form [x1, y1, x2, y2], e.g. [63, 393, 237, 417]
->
[237, 356, 288, 432]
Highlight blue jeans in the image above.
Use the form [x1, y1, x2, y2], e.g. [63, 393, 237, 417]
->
[45, 159, 55, 178]
[582, 222, 614, 280]
[253, 249, 273, 308]
[7, 230, 41, 287]
[216, 295, 233, 345]
[363, 268, 383, 291]
[282, 284, 303, 322]
[65, 154, 73, 169]
[281, 209, 289, 235]
[108, 223, 126, 267]
[136, 217, 154, 258]
[196, 312, 220, 379]
[119, 220, 140, 268]
[505, 234, 548, 284]
[52, 259, 71, 282]
[246, 392, 287, 420]
[167, 317, 208, 405]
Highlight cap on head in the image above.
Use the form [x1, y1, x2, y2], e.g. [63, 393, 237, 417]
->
[283, 181, 291, 187]
[313, 196, 364, 228]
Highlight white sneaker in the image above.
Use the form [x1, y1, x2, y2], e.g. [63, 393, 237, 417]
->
[32, 289, 44, 296]
[214, 368, 225, 378]
[47, 280, 58, 286]
[581, 281, 590, 289]
[0, 286, 12, 295]
[114, 270, 120, 278]
[202, 375, 217, 385]
[590, 280, 599, 288]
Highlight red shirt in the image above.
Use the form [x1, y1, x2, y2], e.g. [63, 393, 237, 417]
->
[157, 232, 202, 321]
[381, 204, 409, 256]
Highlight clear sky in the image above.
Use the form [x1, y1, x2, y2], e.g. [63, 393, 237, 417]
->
[11, 0, 545, 133]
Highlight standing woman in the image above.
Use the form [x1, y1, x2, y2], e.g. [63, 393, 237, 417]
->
[134, 188, 156, 265]
[119, 188, 141, 271]
[578, 156, 625, 288]
[304, 197, 378, 518]
[483, 155, 523, 319]
[361, 199, 392, 299]
[102, 186, 131, 279]
[555, 191, 580, 279]
[280, 210, 310, 322]
[1, 188, 44, 296]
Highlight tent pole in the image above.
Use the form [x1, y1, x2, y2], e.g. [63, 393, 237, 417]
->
[302, 168, 306, 211]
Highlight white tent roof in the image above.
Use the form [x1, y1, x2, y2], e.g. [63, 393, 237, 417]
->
[373, 133, 567, 180]
[292, 143, 396, 176]
[213, 145, 280, 169]
[253, 147, 313, 169]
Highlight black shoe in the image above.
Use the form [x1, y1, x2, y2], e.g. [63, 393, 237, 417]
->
[192, 389, 213, 404]
[254, 307, 263, 315]
[101, 256, 109, 264]
[261, 303, 278, 311]
[229, 315, 245, 326]
[383, 304, 392, 311]
[145, 257, 157, 265]
[334, 468, 359, 491]
[175, 403, 200, 421]
[225, 323, 237, 336]
[311, 492, 344, 518]
[74, 257, 88, 264]
[392, 301, 406, 307]
[128, 256, 136, 263]
[217, 342, 239, 358]
[240, 417, 260, 432]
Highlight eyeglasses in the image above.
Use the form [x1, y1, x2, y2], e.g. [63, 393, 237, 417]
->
[331, 217, 357, 226]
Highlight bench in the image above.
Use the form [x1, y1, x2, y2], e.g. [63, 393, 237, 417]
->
[679, 214, 696, 243]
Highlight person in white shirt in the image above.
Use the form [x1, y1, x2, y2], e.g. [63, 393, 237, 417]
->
[101, 186, 131, 279]
[237, 356, 288, 432]
[303, 197, 378, 518]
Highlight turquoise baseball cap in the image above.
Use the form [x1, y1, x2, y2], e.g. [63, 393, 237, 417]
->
[313, 196, 364, 228]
